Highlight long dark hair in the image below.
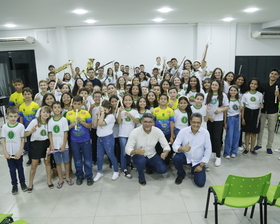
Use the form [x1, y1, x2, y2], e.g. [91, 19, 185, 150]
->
[146, 91, 159, 108]
[72, 78, 84, 96]
[160, 79, 171, 94]
[136, 97, 149, 112]
[178, 96, 192, 125]
[186, 76, 201, 94]
[227, 85, 239, 101]
[41, 93, 56, 107]
[248, 77, 261, 92]
[60, 92, 73, 108]
[206, 80, 224, 107]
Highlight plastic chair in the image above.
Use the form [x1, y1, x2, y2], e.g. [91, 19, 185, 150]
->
[204, 173, 271, 224]
[0, 213, 13, 224]
[12, 220, 30, 224]
[264, 182, 280, 224]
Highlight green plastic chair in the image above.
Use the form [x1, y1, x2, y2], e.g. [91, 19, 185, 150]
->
[12, 220, 30, 224]
[0, 213, 13, 224]
[204, 173, 271, 224]
[264, 182, 280, 224]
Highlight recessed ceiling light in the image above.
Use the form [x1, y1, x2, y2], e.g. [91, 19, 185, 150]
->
[158, 7, 172, 13]
[222, 17, 234, 22]
[73, 9, 88, 15]
[244, 7, 259, 13]
[4, 24, 17, 28]
[85, 19, 97, 24]
[153, 18, 164, 22]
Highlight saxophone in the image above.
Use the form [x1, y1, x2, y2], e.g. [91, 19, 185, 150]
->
[55, 60, 74, 74]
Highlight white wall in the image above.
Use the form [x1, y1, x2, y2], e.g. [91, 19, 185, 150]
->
[0, 23, 280, 82]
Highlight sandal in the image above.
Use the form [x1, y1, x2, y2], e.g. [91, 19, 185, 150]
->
[66, 179, 74, 186]
[48, 183, 54, 189]
[27, 185, 33, 193]
[56, 181, 64, 189]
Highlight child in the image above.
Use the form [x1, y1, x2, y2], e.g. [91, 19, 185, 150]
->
[241, 78, 263, 156]
[224, 86, 241, 158]
[105, 68, 116, 85]
[48, 101, 74, 188]
[125, 84, 132, 94]
[148, 76, 159, 90]
[153, 94, 174, 164]
[117, 94, 139, 178]
[152, 56, 163, 72]
[24, 106, 52, 192]
[224, 72, 235, 86]
[85, 81, 94, 97]
[132, 77, 140, 86]
[62, 72, 75, 91]
[205, 80, 229, 167]
[174, 96, 192, 136]
[186, 76, 205, 105]
[210, 68, 229, 93]
[93, 100, 119, 181]
[9, 78, 24, 107]
[55, 83, 71, 102]
[66, 96, 93, 186]
[136, 97, 151, 127]
[202, 78, 212, 93]
[101, 85, 109, 100]
[160, 79, 171, 95]
[35, 93, 55, 117]
[1, 106, 27, 194]
[153, 84, 161, 100]
[34, 80, 49, 106]
[141, 86, 149, 98]
[78, 87, 91, 111]
[172, 77, 185, 97]
[146, 91, 159, 113]
[181, 70, 190, 91]
[129, 85, 142, 104]
[139, 72, 149, 87]
[191, 93, 209, 129]
[72, 78, 84, 96]
[167, 87, 179, 110]
[116, 77, 126, 96]
[60, 92, 73, 117]
[19, 87, 39, 165]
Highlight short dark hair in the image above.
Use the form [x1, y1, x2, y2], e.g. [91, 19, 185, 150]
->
[270, 68, 280, 75]
[195, 93, 204, 99]
[7, 106, 18, 115]
[48, 71, 55, 77]
[140, 64, 144, 67]
[88, 67, 94, 72]
[13, 78, 23, 84]
[142, 113, 154, 120]
[190, 113, 202, 121]
[123, 72, 129, 76]
[93, 91, 102, 96]
[51, 101, 62, 109]
[78, 87, 89, 94]
[22, 87, 33, 95]
[152, 68, 159, 72]
[73, 95, 83, 103]
[48, 65, 55, 69]
[171, 58, 177, 62]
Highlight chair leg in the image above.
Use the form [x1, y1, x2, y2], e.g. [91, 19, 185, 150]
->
[259, 202, 263, 224]
[244, 207, 248, 216]
[264, 200, 267, 224]
[250, 205, 255, 218]
[204, 188, 211, 218]
[214, 201, 218, 224]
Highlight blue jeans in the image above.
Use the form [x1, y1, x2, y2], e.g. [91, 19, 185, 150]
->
[24, 136, 31, 159]
[71, 140, 93, 179]
[119, 137, 131, 170]
[224, 115, 240, 157]
[7, 156, 25, 186]
[174, 127, 181, 136]
[132, 154, 167, 180]
[97, 134, 118, 172]
[173, 153, 206, 187]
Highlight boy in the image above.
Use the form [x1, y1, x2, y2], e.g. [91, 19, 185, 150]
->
[152, 57, 163, 73]
[34, 80, 49, 106]
[191, 93, 209, 129]
[9, 78, 24, 107]
[19, 87, 39, 165]
[167, 87, 179, 110]
[66, 96, 93, 186]
[141, 86, 149, 98]
[78, 87, 91, 111]
[153, 84, 161, 100]
[1, 106, 27, 194]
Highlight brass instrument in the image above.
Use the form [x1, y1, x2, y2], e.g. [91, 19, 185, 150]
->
[55, 60, 74, 73]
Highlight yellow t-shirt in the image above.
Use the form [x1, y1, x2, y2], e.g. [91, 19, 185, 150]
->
[168, 99, 179, 110]
[152, 106, 174, 135]
[19, 101, 39, 127]
[9, 92, 24, 106]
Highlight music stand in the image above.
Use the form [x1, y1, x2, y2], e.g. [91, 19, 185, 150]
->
[0, 96, 9, 124]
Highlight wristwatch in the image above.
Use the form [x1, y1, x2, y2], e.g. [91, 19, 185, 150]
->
[199, 164, 204, 168]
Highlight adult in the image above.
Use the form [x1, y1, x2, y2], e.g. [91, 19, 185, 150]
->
[114, 62, 123, 78]
[135, 64, 151, 78]
[254, 68, 280, 154]
[85, 68, 102, 88]
[172, 113, 211, 187]
[125, 113, 170, 186]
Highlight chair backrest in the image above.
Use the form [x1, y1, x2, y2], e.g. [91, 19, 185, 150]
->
[222, 173, 271, 200]
[271, 181, 280, 205]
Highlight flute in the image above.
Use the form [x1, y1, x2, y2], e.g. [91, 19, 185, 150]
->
[98, 98, 103, 119]
[48, 148, 69, 154]
[0, 155, 15, 159]
[75, 109, 78, 130]
[275, 85, 278, 104]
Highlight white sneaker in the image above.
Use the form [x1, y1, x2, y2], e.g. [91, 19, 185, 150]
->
[205, 166, 210, 172]
[225, 155, 230, 159]
[278, 157, 280, 160]
[215, 157, 221, 167]
[231, 154, 236, 158]
[93, 173, 103, 182]
[112, 172, 119, 181]
[238, 146, 244, 151]
[274, 149, 280, 152]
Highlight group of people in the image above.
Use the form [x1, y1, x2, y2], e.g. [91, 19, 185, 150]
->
[2, 55, 280, 195]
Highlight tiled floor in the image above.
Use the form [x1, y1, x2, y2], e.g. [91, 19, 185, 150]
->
[1, 117, 280, 224]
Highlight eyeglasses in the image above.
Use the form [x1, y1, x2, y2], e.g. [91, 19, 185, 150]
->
[62, 97, 71, 100]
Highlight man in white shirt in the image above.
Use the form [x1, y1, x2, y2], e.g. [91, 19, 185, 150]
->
[172, 113, 211, 187]
[125, 113, 170, 186]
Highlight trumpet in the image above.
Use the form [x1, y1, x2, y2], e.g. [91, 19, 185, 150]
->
[55, 60, 74, 73]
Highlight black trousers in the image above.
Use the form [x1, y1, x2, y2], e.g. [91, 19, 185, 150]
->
[207, 121, 223, 158]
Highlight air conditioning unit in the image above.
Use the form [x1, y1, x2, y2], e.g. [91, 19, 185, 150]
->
[0, 36, 36, 44]
[252, 31, 280, 39]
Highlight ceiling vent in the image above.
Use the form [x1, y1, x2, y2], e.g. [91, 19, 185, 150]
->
[252, 31, 280, 39]
[0, 36, 36, 44]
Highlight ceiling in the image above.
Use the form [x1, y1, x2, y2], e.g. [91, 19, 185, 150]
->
[1, 0, 280, 31]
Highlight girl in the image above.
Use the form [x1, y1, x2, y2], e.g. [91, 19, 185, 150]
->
[224, 72, 235, 86]
[105, 67, 116, 85]
[136, 97, 151, 127]
[139, 71, 149, 87]
[181, 70, 190, 92]
[241, 78, 263, 156]
[205, 80, 229, 167]
[55, 83, 71, 102]
[117, 94, 139, 178]
[60, 92, 73, 117]
[186, 76, 205, 105]
[72, 78, 84, 96]
[172, 77, 185, 97]
[129, 85, 142, 104]
[174, 96, 192, 136]
[101, 85, 109, 100]
[182, 59, 193, 72]
[211, 68, 229, 93]
[148, 76, 158, 90]
[202, 78, 212, 93]
[146, 91, 159, 113]
[48, 102, 74, 188]
[160, 79, 171, 95]
[224, 86, 241, 158]
[163, 72, 172, 81]
[36, 93, 55, 117]
[191, 93, 209, 129]
[116, 77, 126, 96]
[62, 72, 74, 91]
[132, 77, 140, 86]
[24, 106, 52, 192]
[85, 81, 94, 97]
[34, 80, 48, 106]
[192, 60, 205, 84]
[93, 100, 119, 181]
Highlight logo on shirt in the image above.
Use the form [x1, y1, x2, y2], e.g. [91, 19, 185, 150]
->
[81, 112, 86, 115]
[181, 116, 188, 124]
[250, 97, 256, 102]
[232, 104, 239, 111]
[40, 130, 47, 136]
[211, 98, 217, 105]
[8, 131, 15, 139]
[155, 110, 159, 113]
[53, 125, 60, 133]
[125, 117, 131, 122]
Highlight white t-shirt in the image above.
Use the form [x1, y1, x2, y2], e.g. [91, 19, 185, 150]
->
[152, 63, 163, 72]
[1, 123, 25, 155]
[48, 116, 69, 149]
[223, 81, 230, 94]
[182, 83, 188, 92]
[97, 114, 115, 137]
[36, 107, 54, 118]
[62, 77, 75, 91]
[191, 104, 207, 129]
[105, 76, 116, 85]
[25, 119, 49, 142]
[227, 99, 241, 117]
[174, 109, 189, 130]
[187, 89, 205, 105]
[241, 91, 263, 110]
[140, 80, 149, 87]
[34, 92, 44, 106]
[205, 93, 229, 121]
[91, 104, 100, 129]
[136, 109, 152, 127]
[118, 109, 139, 137]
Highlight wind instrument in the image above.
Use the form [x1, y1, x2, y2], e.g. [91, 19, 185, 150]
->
[75, 109, 78, 130]
[0, 155, 15, 159]
[55, 60, 74, 74]
[99, 60, 114, 69]
[275, 85, 278, 103]
[48, 148, 69, 154]
[173, 56, 186, 77]
[256, 93, 264, 128]
[81, 58, 95, 77]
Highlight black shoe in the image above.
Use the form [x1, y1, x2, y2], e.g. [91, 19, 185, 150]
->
[20, 182, 28, 192]
[139, 179, 146, 186]
[76, 177, 84, 185]
[26, 160, 31, 166]
[12, 185, 18, 195]
[87, 178, 94, 186]
[242, 150, 249, 156]
[175, 176, 185, 185]
[38, 159, 42, 165]
[27, 186, 33, 193]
